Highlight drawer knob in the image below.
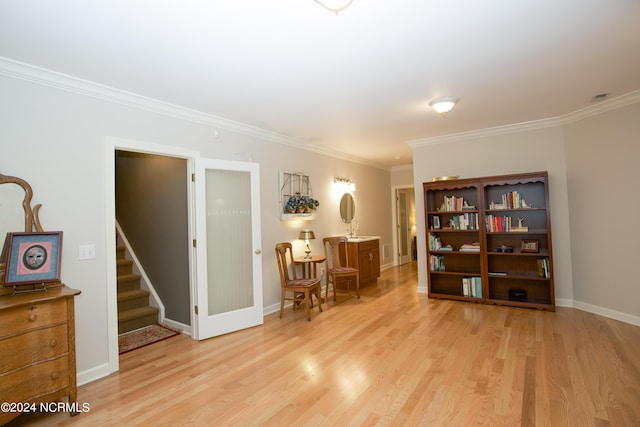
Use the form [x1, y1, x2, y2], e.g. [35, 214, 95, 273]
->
[28, 314, 38, 322]
[51, 372, 60, 380]
[49, 339, 58, 347]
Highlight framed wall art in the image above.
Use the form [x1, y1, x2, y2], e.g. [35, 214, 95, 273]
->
[2, 231, 63, 286]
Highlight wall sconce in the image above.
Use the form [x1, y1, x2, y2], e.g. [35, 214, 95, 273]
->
[429, 96, 459, 115]
[334, 177, 355, 191]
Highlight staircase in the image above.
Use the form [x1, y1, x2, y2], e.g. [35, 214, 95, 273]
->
[117, 244, 159, 334]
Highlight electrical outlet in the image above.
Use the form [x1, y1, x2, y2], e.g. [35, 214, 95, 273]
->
[78, 244, 96, 260]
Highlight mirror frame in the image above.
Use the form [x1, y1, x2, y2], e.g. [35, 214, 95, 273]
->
[339, 193, 355, 224]
[0, 173, 44, 282]
[0, 173, 43, 234]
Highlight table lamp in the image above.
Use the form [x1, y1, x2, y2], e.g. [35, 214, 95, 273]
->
[299, 229, 316, 259]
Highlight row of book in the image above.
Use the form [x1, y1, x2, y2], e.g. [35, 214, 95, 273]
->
[488, 190, 531, 210]
[485, 215, 528, 232]
[439, 195, 475, 212]
[537, 257, 550, 278]
[429, 254, 445, 271]
[448, 212, 479, 230]
[463, 277, 482, 298]
[428, 233, 441, 251]
[429, 234, 479, 253]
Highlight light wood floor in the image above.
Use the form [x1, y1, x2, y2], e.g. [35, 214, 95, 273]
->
[10, 262, 640, 426]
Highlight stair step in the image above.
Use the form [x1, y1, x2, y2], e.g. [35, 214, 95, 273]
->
[118, 306, 159, 334]
[117, 289, 151, 312]
[117, 273, 142, 292]
[117, 258, 133, 275]
[116, 245, 126, 259]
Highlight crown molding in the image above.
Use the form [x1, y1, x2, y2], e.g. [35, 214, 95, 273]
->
[0, 56, 387, 170]
[408, 90, 640, 148]
[407, 117, 562, 148]
[560, 89, 640, 125]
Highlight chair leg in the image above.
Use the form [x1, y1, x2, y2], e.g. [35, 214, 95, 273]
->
[280, 293, 285, 318]
[316, 288, 323, 313]
[305, 290, 311, 321]
[356, 275, 360, 299]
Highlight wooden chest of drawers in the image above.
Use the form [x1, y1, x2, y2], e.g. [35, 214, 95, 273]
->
[0, 286, 80, 425]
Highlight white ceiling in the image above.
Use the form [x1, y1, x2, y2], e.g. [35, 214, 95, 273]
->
[1, 0, 639, 168]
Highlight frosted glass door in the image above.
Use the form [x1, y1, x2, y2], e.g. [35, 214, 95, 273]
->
[194, 158, 263, 340]
[397, 189, 411, 265]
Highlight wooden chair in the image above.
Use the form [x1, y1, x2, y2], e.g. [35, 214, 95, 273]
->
[323, 236, 360, 301]
[275, 242, 323, 321]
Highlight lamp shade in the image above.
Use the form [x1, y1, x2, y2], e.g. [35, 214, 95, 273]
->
[299, 230, 316, 240]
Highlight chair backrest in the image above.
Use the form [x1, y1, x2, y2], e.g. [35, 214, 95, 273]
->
[323, 236, 349, 270]
[275, 242, 298, 286]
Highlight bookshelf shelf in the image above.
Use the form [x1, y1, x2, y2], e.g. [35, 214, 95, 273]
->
[424, 171, 555, 310]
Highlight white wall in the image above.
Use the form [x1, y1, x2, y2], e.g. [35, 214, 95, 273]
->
[0, 68, 393, 382]
[563, 102, 640, 321]
[411, 124, 574, 304]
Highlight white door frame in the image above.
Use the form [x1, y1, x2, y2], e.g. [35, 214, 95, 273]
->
[390, 184, 415, 266]
[104, 136, 200, 375]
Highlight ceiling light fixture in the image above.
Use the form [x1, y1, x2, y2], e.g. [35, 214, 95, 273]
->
[314, 0, 354, 15]
[429, 96, 459, 115]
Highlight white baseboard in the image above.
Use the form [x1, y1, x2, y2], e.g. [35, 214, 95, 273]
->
[573, 300, 640, 327]
[161, 318, 192, 337]
[415, 291, 639, 328]
[77, 362, 111, 387]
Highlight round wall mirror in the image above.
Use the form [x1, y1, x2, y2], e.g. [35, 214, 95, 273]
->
[339, 193, 355, 224]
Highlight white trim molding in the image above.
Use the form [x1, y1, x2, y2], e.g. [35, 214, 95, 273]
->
[573, 300, 640, 328]
[0, 56, 387, 171]
[407, 90, 640, 148]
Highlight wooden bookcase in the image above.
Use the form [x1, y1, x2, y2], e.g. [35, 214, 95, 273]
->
[424, 172, 555, 310]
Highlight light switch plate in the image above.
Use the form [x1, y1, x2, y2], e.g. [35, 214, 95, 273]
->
[78, 244, 96, 260]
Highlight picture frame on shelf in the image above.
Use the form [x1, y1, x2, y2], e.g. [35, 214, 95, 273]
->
[432, 216, 440, 229]
[521, 239, 539, 253]
[2, 231, 63, 286]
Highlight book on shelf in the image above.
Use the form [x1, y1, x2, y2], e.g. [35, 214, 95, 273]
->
[489, 271, 508, 276]
[430, 254, 445, 271]
[489, 191, 532, 210]
[459, 242, 480, 252]
[440, 195, 475, 212]
[450, 212, 479, 230]
[463, 276, 482, 298]
[537, 257, 550, 278]
[428, 233, 440, 251]
[510, 226, 529, 232]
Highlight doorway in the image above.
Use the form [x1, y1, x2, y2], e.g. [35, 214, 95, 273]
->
[115, 150, 191, 330]
[106, 138, 198, 374]
[393, 187, 416, 266]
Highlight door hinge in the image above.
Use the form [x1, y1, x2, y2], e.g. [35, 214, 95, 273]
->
[192, 173, 196, 182]
[193, 239, 197, 247]
[194, 305, 198, 315]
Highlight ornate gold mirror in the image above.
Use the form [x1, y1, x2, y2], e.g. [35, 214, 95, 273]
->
[0, 173, 44, 283]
